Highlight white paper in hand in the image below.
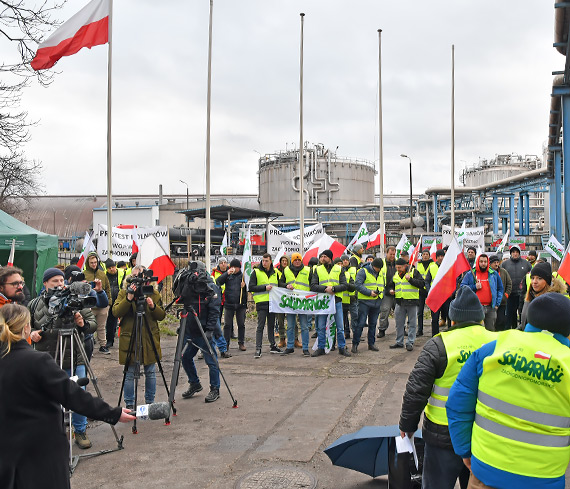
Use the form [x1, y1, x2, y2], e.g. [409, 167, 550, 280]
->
[394, 435, 419, 470]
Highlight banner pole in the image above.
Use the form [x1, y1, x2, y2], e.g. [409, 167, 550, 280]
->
[106, 0, 114, 257]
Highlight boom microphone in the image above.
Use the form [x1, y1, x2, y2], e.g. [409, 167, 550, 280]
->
[129, 402, 170, 420]
[69, 281, 92, 296]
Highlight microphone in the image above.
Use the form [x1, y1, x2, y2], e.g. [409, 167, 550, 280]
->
[129, 402, 170, 420]
[70, 375, 90, 387]
[69, 281, 92, 296]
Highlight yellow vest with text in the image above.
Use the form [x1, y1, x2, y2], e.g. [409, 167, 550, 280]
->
[212, 269, 226, 293]
[316, 264, 344, 300]
[357, 267, 385, 301]
[283, 266, 310, 291]
[252, 268, 278, 304]
[392, 271, 419, 300]
[472, 330, 570, 478]
[424, 325, 495, 426]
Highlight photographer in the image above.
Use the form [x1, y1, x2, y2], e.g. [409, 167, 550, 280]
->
[112, 265, 165, 409]
[0, 303, 134, 489]
[28, 268, 97, 450]
[174, 261, 221, 403]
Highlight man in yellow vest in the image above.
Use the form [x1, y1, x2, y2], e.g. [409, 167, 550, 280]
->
[447, 292, 570, 489]
[341, 254, 358, 340]
[249, 253, 283, 358]
[399, 286, 494, 489]
[351, 257, 384, 353]
[309, 249, 351, 357]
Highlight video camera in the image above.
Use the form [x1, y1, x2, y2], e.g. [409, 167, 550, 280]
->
[44, 282, 97, 320]
[126, 268, 158, 298]
[172, 261, 216, 307]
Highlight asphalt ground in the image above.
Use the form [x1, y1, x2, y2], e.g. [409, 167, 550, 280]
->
[69, 315, 570, 489]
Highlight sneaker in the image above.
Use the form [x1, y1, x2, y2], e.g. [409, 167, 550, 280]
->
[74, 431, 92, 449]
[99, 346, 110, 355]
[311, 348, 325, 357]
[303, 350, 310, 356]
[239, 343, 247, 351]
[182, 382, 203, 399]
[389, 343, 404, 349]
[377, 330, 386, 338]
[220, 351, 232, 358]
[254, 349, 262, 359]
[205, 387, 220, 403]
[406, 344, 414, 351]
[351, 344, 358, 354]
[368, 344, 379, 352]
[338, 347, 352, 357]
[270, 344, 283, 354]
[283, 348, 295, 354]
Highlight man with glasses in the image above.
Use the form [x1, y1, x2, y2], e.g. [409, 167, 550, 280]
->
[0, 267, 26, 307]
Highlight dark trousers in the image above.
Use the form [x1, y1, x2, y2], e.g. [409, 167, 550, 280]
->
[255, 308, 276, 349]
[505, 293, 520, 329]
[431, 309, 441, 337]
[417, 296, 426, 333]
[105, 308, 118, 346]
[224, 306, 246, 345]
[84, 336, 94, 362]
[494, 303, 507, 331]
[422, 442, 469, 489]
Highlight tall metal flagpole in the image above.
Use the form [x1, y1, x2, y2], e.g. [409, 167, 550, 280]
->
[378, 29, 384, 256]
[205, 0, 213, 272]
[450, 44, 455, 232]
[299, 13, 305, 254]
[106, 0, 114, 257]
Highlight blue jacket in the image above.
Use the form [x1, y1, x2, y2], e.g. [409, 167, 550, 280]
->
[460, 263, 503, 308]
[354, 263, 382, 305]
[446, 327, 570, 489]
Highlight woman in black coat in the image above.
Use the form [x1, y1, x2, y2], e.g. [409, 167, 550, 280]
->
[0, 304, 134, 489]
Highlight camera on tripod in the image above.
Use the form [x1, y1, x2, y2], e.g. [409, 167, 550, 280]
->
[44, 283, 98, 320]
[172, 261, 216, 308]
[126, 268, 158, 298]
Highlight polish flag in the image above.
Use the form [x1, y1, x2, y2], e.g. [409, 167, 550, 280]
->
[426, 238, 471, 312]
[31, 0, 109, 71]
[429, 239, 437, 261]
[556, 241, 570, 285]
[6, 238, 16, 267]
[302, 233, 345, 265]
[138, 235, 175, 283]
[366, 226, 385, 250]
[77, 231, 95, 269]
[409, 236, 423, 267]
[132, 227, 141, 255]
[534, 351, 551, 360]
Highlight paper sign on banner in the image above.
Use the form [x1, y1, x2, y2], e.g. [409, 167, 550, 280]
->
[266, 223, 324, 256]
[97, 225, 170, 261]
[442, 225, 484, 249]
[269, 288, 336, 315]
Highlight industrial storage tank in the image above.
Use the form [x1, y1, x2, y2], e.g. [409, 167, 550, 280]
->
[460, 153, 542, 187]
[258, 143, 376, 218]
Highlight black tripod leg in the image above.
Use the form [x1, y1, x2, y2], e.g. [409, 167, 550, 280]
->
[131, 312, 144, 434]
[167, 313, 188, 419]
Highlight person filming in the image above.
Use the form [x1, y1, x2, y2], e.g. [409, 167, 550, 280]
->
[0, 303, 134, 489]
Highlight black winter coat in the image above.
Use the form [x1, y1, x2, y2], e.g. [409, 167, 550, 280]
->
[216, 271, 247, 308]
[183, 284, 221, 338]
[399, 322, 479, 449]
[0, 340, 122, 489]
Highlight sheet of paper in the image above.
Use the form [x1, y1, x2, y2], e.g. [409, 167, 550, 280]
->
[395, 435, 414, 454]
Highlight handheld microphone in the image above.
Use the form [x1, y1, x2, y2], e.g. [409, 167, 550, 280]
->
[70, 375, 90, 387]
[129, 402, 170, 420]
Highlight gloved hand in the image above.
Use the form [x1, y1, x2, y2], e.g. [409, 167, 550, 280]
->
[205, 330, 213, 342]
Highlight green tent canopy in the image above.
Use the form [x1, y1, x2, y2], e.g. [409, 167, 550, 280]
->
[0, 210, 58, 295]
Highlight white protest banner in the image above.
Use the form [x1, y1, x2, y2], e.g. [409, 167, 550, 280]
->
[546, 235, 565, 261]
[97, 225, 169, 261]
[269, 288, 336, 315]
[311, 313, 337, 353]
[442, 225, 484, 249]
[267, 223, 324, 256]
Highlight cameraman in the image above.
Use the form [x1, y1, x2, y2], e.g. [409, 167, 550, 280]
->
[112, 265, 165, 409]
[177, 262, 221, 403]
[28, 268, 97, 450]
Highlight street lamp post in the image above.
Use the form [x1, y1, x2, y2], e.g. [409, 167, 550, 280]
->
[400, 154, 413, 240]
[179, 180, 189, 226]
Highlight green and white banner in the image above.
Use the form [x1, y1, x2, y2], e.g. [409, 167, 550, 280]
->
[269, 288, 336, 315]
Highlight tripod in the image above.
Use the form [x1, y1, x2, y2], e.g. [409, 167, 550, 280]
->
[52, 323, 124, 475]
[117, 293, 175, 433]
[167, 303, 238, 412]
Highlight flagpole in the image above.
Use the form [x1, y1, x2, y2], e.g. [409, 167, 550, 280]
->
[378, 29, 385, 256]
[106, 0, 114, 258]
[205, 0, 213, 272]
[299, 12, 305, 254]
[450, 44, 455, 231]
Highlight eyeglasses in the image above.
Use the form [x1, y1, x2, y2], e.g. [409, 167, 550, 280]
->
[6, 281, 25, 287]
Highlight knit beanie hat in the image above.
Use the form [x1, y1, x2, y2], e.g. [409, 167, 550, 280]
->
[340, 254, 350, 262]
[372, 258, 384, 270]
[527, 293, 570, 336]
[319, 249, 333, 260]
[229, 259, 241, 268]
[448, 286, 485, 323]
[43, 267, 65, 283]
[530, 262, 552, 285]
[395, 258, 407, 266]
[105, 258, 115, 268]
[64, 265, 81, 282]
[353, 243, 363, 253]
[291, 252, 303, 262]
[488, 255, 500, 264]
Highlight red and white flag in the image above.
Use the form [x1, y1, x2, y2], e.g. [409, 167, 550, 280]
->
[138, 234, 175, 283]
[556, 241, 570, 285]
[366, 225, 385, 250]
[77, 231, 95, 269]
[302, 233, 345, 266]
[408, 236, 423, 267]
[132, 227, 141, 256]
[6, 238, 16, 267]
[429, 239, 437, 261]
[534, 351, 551, 360]
[31, 0, 109, 71]
[426, 238, 471, 312]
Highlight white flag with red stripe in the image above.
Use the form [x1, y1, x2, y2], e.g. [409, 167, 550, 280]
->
[302, 233, 345, 265]
[138, 234, 175, 283]
[366, 225, 385, 250]
[77, 231, 95, 269]
[32, 0, 109, 71]
[426, 238, 471, 312]
[409, 236, 423, 267]
[6, 238, 16, 267]
[429, 239, 437, 261]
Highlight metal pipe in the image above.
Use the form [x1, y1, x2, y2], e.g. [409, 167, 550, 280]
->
[400, 154, 413, 239]
[378, 29, 385, 255]
[299, 12, 305, 253]
[205, 0, 214, 271]
[450, 44, 455, 231]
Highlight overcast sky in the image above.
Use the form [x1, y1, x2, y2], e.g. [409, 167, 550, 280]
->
[3, 0, 562, 197]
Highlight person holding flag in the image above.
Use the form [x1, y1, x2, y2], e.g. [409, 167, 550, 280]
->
[416, 249, 437, 337]
[425, 249, 446, 336]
